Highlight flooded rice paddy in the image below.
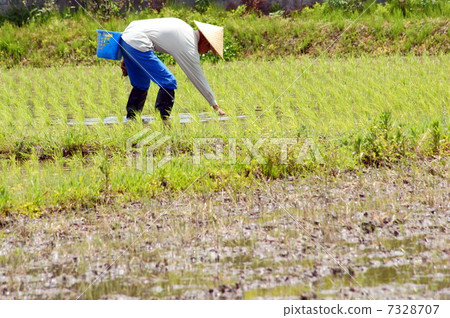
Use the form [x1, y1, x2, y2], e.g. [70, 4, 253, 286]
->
[0, 160, 448, 299]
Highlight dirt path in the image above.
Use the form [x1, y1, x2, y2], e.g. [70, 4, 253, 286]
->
[0, 160, 448, 299]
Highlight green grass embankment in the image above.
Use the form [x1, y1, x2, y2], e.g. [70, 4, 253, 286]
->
[0, 3, 449, 67]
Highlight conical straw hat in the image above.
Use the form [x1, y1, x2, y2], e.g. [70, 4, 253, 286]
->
[194, 21, 224, 59]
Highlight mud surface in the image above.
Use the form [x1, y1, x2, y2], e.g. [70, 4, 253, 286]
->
[0, 160, 448, 299]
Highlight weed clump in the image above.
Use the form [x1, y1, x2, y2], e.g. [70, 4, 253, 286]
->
[353, 112, 448, 166]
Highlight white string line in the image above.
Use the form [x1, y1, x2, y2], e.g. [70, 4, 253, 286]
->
[252, 178, 375, 300]
[71, 2, 376, 299]
[250, 4, 378, 296]
[248, 6, 380, 296]
[249, 6, 378, 296]
[76, 173, 205, 299]
[251, 0, 378, 125]
[72, 0, 200, 122]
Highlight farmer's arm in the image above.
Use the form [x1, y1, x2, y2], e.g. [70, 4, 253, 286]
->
[174, 51, 225, 115]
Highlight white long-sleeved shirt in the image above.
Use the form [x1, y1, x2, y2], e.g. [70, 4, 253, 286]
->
[121, 18, 217, 106]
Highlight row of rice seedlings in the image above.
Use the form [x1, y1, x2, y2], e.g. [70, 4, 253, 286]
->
[0, 55, 448, 160]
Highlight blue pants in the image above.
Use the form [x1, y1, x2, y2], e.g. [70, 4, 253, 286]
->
[120, 39, 177, 91]
[120, 39, 177, 119]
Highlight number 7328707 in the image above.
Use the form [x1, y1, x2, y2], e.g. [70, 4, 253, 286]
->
[387, 305, 439, 315]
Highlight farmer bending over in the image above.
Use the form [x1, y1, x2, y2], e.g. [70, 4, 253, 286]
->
[120, 18, 226, 120]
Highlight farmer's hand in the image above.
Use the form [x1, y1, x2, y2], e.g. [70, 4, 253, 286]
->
[213, 105, 226, 116]
[121, 60, 128, 77]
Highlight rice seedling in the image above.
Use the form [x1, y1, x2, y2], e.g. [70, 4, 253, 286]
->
[0, 55, 448, 214]
[0, 2, 448, 301]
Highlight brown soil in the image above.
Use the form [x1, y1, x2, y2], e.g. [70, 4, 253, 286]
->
[0, 159, 448, 299]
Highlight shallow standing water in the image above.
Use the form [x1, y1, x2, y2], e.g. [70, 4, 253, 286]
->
[0, 161, 448, 299]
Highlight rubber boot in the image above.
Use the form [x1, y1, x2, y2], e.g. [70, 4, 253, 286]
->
[155, 88, 175, 120]
[126, 87, 148, 119]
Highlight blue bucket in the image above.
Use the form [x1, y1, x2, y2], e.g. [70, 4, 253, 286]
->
[96, 30, 123, 60]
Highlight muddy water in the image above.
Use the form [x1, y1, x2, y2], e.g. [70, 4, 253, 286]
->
[0, 161, 448, 299]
